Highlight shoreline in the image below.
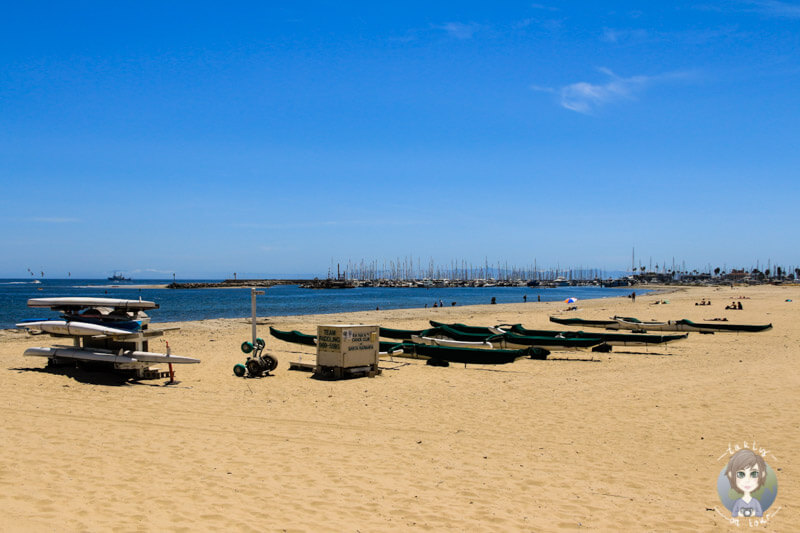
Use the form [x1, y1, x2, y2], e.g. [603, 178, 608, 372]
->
[1, 284, 796, 530]
[0, 284, 649, 330]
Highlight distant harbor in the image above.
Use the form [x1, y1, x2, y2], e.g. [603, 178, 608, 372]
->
[166, 276, 635, 290]
[0, 279, 644, 329]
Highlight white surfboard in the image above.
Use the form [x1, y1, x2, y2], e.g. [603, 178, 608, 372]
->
[24, 346, 200, 364]
[16, 320, 138, 337]
[27, 297, 159, 310]
[126, 350, 201, 364]
[24, 346, 139, 364]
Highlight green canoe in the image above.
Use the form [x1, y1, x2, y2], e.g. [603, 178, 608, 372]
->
[403, 343, 548, 365]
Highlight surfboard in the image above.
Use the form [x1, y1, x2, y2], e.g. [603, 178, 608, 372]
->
[16, 320, 139, 337]
[24, 346, 200, 364]
[24, 346, 138, 364]
[27, 297, 159, 310]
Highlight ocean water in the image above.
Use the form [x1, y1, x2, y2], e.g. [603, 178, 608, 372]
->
[0, 279, 644, 329]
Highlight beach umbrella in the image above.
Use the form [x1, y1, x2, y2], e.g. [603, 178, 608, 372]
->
[564, 297, 578, 303]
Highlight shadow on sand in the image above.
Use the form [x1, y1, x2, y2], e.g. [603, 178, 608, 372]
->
[10, 364, 168, 387]
[608, 350, 678, 357]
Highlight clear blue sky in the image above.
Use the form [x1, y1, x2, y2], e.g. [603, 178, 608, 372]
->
[1, 1, 798, 278]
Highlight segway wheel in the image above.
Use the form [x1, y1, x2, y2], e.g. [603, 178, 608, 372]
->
[255, 337, 266, 349]
[233, 363, 246, 377]
[241, 341, 254, 354]
[246, 358, 263, 377]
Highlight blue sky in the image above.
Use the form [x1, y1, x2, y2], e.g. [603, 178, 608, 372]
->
[1, 1, 798, 278]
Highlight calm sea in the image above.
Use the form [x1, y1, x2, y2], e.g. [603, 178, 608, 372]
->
[0, 279, 644, 329]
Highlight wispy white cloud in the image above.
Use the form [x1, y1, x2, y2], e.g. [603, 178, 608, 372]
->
[533, 68, 689, 114]
[560, 69, 652, 113]
[531, 3, 559, 11]
[437, 22, 481, 39]
[28, 217, 79, 223]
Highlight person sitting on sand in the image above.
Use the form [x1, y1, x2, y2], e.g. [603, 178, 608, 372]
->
[725, 449, 767, 518]
[737, 301, 743, 310]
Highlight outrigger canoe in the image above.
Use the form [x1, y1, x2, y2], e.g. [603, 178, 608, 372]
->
[270, 326, 405, 354]
[402, 343, 548, 365]
[429, 320, 502, 335]
[380, 326, 429, 340]
[423, 324, 605, 351]
[410, 335, 496, 350]
[497, 324, 688, 346]
[549, 316, 627, 329]
[549, 316, 772, 333]
[269, 326, 538, 364]
[269, 326, 317, 346]
[434, 321, 687, 346]
[612, 317, 772, 333]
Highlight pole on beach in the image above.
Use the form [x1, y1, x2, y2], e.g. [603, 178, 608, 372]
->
[251, 287, 265, 345]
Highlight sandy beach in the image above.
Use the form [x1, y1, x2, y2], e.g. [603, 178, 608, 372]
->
[0, 284, 796, 531]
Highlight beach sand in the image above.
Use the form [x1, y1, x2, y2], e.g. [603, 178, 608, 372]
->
[0, 285, 797, 531]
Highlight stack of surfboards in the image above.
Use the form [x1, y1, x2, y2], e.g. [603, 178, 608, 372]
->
[17, 297, 199, 376]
